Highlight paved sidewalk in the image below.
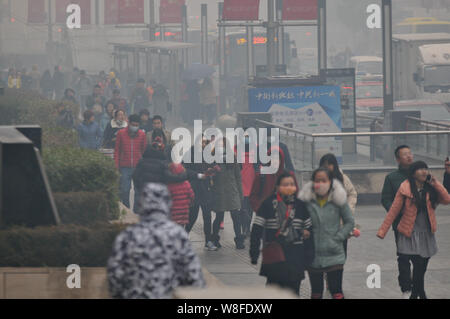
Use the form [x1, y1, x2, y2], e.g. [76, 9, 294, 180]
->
[189, 205, 450, 299]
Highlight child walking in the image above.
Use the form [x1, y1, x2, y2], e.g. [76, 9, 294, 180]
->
[167, 163, 195, 228]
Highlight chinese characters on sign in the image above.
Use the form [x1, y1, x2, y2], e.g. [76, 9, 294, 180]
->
[249, 86, 343, 163]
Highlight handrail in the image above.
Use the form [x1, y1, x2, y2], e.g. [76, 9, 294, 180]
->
[255, 119, 314, 137]
[256, 119, 450, 138]
[356, 114, 383, 121]
[313, 130, 450, 137]
[405, 116, 450, 129]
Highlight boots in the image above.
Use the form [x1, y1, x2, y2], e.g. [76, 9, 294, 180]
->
[234, 236, 245, 250]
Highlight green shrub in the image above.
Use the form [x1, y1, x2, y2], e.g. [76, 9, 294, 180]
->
[0, 88, 79, 127]
[0, 223, 127, 267]
[0, 88, 80, 148]
[44, 147, 120, 219]
[54, 192, 110, 225]
[42, 126, 79, 149]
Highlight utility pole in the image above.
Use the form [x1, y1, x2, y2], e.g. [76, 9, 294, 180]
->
[149, 0, 156, 41]
[47, 0, 53, 43]
[201, 4, 208, 64]
[95, 0, 100, 25]
[382, 0, 393, 113]
[218, 2, 226, 114]
[276, 0, 285, 66]
[181, 4, 188, 66]
[318, 0, 327, 71]
[266, 0, 276, 76]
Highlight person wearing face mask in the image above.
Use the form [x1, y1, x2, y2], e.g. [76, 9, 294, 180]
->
[249, 146, 298, 213]
[377, 161, 450, 299]
[76, 110, 102, 150]
[298, 168, 354, 299]
[114, 114, 147, 210]
[250, 172, 314, 296]
[102, 109, 127, 149]
[210, 137, 245, 249]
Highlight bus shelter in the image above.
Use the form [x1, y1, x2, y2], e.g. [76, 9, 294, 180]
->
[109, 41, 198, 117]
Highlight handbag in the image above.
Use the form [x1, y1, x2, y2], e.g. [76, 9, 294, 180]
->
[262, 241, 285, 265]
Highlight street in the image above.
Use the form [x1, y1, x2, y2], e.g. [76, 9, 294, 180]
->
[189, 205, 450, 299]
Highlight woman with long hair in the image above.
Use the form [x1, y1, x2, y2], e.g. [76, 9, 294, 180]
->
[319, 154, 357, 213]
[377, 161, 450, 299]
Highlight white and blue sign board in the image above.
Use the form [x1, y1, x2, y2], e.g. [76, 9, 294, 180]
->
[248, 85, 343, 163]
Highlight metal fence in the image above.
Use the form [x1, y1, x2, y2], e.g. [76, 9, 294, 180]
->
[256, 119, 450, 170]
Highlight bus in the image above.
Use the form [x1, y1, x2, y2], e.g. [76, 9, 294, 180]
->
[395, 17, 450, 34]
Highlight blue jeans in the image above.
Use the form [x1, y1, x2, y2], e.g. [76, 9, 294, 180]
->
[119, 167, 138, 210]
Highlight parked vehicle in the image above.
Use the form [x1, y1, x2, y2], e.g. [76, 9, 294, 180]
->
[350, 56, 383, 77]
[395, 17, 450, 34]
[355, 80, 384, 125]
[392, 33, 450, 107]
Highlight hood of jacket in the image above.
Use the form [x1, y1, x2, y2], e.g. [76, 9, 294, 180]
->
[268, 145, 285, 174]
[298, 179, 348, 207]
[111, 119, 128, 129]
[136, 183, 172, 217]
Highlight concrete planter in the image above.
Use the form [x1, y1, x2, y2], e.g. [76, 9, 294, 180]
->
[0, 267, 223, 299]
[0, 267, 109, 299]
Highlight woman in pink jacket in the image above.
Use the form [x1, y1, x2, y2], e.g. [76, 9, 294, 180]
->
[377, 161, 450, 299]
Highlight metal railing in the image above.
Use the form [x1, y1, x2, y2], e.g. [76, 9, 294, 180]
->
[256, 119, 450, 170]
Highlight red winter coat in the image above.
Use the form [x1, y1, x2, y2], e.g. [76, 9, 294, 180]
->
[114, 128, 147, 168]
[168, 180, 195, 226]
[240, 150, 257, 197]
[249, 146, 298, 212]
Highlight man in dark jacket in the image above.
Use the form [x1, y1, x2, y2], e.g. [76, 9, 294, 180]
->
[444, 158, 450, 193]
[380, 145, 414, 298]
[52, 66, 65, 100]
[86, 84, 106, 111]
[183, 135, 216, 250]
[56, 103, 74, 129]
[130, 78, 151, 114]
[132, 140, 191, 206]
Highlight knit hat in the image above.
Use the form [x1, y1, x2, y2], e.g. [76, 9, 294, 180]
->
[169, 163, 186, 175]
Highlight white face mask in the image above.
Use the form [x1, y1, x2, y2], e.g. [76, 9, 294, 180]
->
[129, 125, 139, 133]
[314, 182, 331, 197]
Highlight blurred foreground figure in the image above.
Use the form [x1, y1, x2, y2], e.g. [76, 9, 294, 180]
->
[107, 183, 205, 299]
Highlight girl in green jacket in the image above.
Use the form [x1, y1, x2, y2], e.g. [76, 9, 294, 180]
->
[298, 168, 354, 299]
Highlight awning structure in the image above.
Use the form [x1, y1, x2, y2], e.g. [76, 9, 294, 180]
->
[109, 40, 198, 51]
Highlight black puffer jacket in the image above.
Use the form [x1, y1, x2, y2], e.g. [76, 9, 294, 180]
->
[132, 147, 188, 192]
[182, 145, 214, 206]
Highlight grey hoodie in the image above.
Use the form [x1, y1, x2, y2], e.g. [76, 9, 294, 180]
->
[107, 183, 205, 299]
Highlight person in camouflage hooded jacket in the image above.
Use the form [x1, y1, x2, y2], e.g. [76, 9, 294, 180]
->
[107, 183, 205, 299]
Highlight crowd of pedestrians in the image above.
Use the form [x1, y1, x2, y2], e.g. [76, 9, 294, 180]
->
[3, 64, 450, 300]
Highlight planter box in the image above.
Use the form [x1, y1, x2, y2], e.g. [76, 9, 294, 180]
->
[0, 267, 222, 299]
[0, 267, 109, 299]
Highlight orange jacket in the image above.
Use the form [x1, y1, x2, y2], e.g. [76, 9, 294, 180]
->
[377, 179, 450, 239]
